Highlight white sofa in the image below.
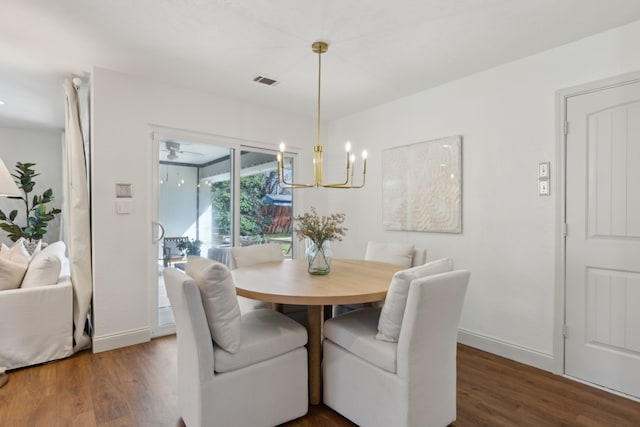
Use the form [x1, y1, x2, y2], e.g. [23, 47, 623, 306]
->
[0, 242, 74, 370]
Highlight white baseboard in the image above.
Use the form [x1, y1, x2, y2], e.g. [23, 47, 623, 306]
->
[458, 328, 555, 372]
[93, 327, 151, 353]
[563, 374, 640, 402]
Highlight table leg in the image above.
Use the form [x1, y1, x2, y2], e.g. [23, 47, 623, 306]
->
[307, 304, 323, 405]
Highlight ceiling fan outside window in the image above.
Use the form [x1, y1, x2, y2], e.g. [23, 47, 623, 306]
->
[161, 141, 204, 161]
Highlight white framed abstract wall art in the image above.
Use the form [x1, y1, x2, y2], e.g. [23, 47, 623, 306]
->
[382, 135, 462, 233]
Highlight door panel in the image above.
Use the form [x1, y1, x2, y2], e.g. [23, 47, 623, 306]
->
[237, 149, 293, 253]
[565, 80, 640, 398]
[154, 138, 233, 335]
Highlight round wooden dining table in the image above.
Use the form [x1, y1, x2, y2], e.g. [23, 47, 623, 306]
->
[231, 258, 402, 405]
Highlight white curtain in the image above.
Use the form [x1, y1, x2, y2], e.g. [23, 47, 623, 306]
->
[63, 79, 92, 352]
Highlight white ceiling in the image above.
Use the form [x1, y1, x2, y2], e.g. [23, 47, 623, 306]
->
[2, 0, 640, 130]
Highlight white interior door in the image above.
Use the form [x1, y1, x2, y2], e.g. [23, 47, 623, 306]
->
[565, 79, 640, 398]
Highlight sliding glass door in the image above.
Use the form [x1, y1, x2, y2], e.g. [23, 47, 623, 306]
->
[151, 134, 294, 336]
[236, 149, 293, 255]
[153, 139, 232, 334]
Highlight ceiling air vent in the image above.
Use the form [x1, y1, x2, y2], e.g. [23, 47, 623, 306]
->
[253, 75, 279, 86]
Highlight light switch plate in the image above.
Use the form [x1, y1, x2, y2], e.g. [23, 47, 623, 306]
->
[116, 199, 133, 214]
[538, 162, 550, 179]
[539, 180, 550, 196]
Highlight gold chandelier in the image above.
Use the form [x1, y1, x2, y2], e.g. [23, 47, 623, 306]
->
[277, 41, 367, 189]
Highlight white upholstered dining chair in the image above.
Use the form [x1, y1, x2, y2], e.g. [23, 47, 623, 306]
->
[230, 243, 283, 312]
[230, 242, 283, 269]
[334, 241, 427, 316]
[364, 241, 427, 268]
[164, 257, 308, 427]
[231, 243, 308, 323]
[323, 268, 470, 427]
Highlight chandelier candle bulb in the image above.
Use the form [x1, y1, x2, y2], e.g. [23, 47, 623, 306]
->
[350, 156, 356, 184]
[344, 141, 352, 167]
[362, 150, 368, 176]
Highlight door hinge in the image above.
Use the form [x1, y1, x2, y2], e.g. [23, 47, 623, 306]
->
[564, 121, 569, 135]
[563, 223, 568, 237]
[562, 324, 568, 338]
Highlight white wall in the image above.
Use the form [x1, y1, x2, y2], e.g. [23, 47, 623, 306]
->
[91, 68, 325, 351]
[326, 20, 640, 371]
[0, 127, 63, 246]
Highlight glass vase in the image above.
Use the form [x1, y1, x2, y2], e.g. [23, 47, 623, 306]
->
[305, 239, 332, 275]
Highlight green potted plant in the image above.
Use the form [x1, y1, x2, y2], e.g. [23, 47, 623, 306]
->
[176, 238, 203, 256]
[0, 162, 62, 247]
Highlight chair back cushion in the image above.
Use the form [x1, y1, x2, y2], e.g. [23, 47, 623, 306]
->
[365, 242, 414, 267]
[186, 256, 242, 353]
[411, 247, 427, 266]
[376, 257, 454, 342]
[231, 243, 283, 269]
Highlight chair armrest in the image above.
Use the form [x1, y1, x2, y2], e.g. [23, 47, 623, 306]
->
[396, 270, 470, 378]
[0, 279, 72, 313]
[163, 268, 215, 382]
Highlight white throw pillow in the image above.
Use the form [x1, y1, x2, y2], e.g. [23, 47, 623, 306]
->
[365, 242, 415, 267]
[21, 241, 66, 288]
[0, 256, 28, 290]
[186, 256, 242, 353]
[376, 258, 454, 342]
[0, 239, 34, 290]
[1, 238, 39, 265]
[231, 243, 283, 269]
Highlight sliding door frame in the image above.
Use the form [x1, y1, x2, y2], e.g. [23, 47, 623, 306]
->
[148, 126, 302, 337]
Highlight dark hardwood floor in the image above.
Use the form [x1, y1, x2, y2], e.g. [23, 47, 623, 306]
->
[1, 335, 638, 426]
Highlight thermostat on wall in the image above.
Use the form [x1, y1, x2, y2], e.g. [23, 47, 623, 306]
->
[116, 183, 133, 198]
